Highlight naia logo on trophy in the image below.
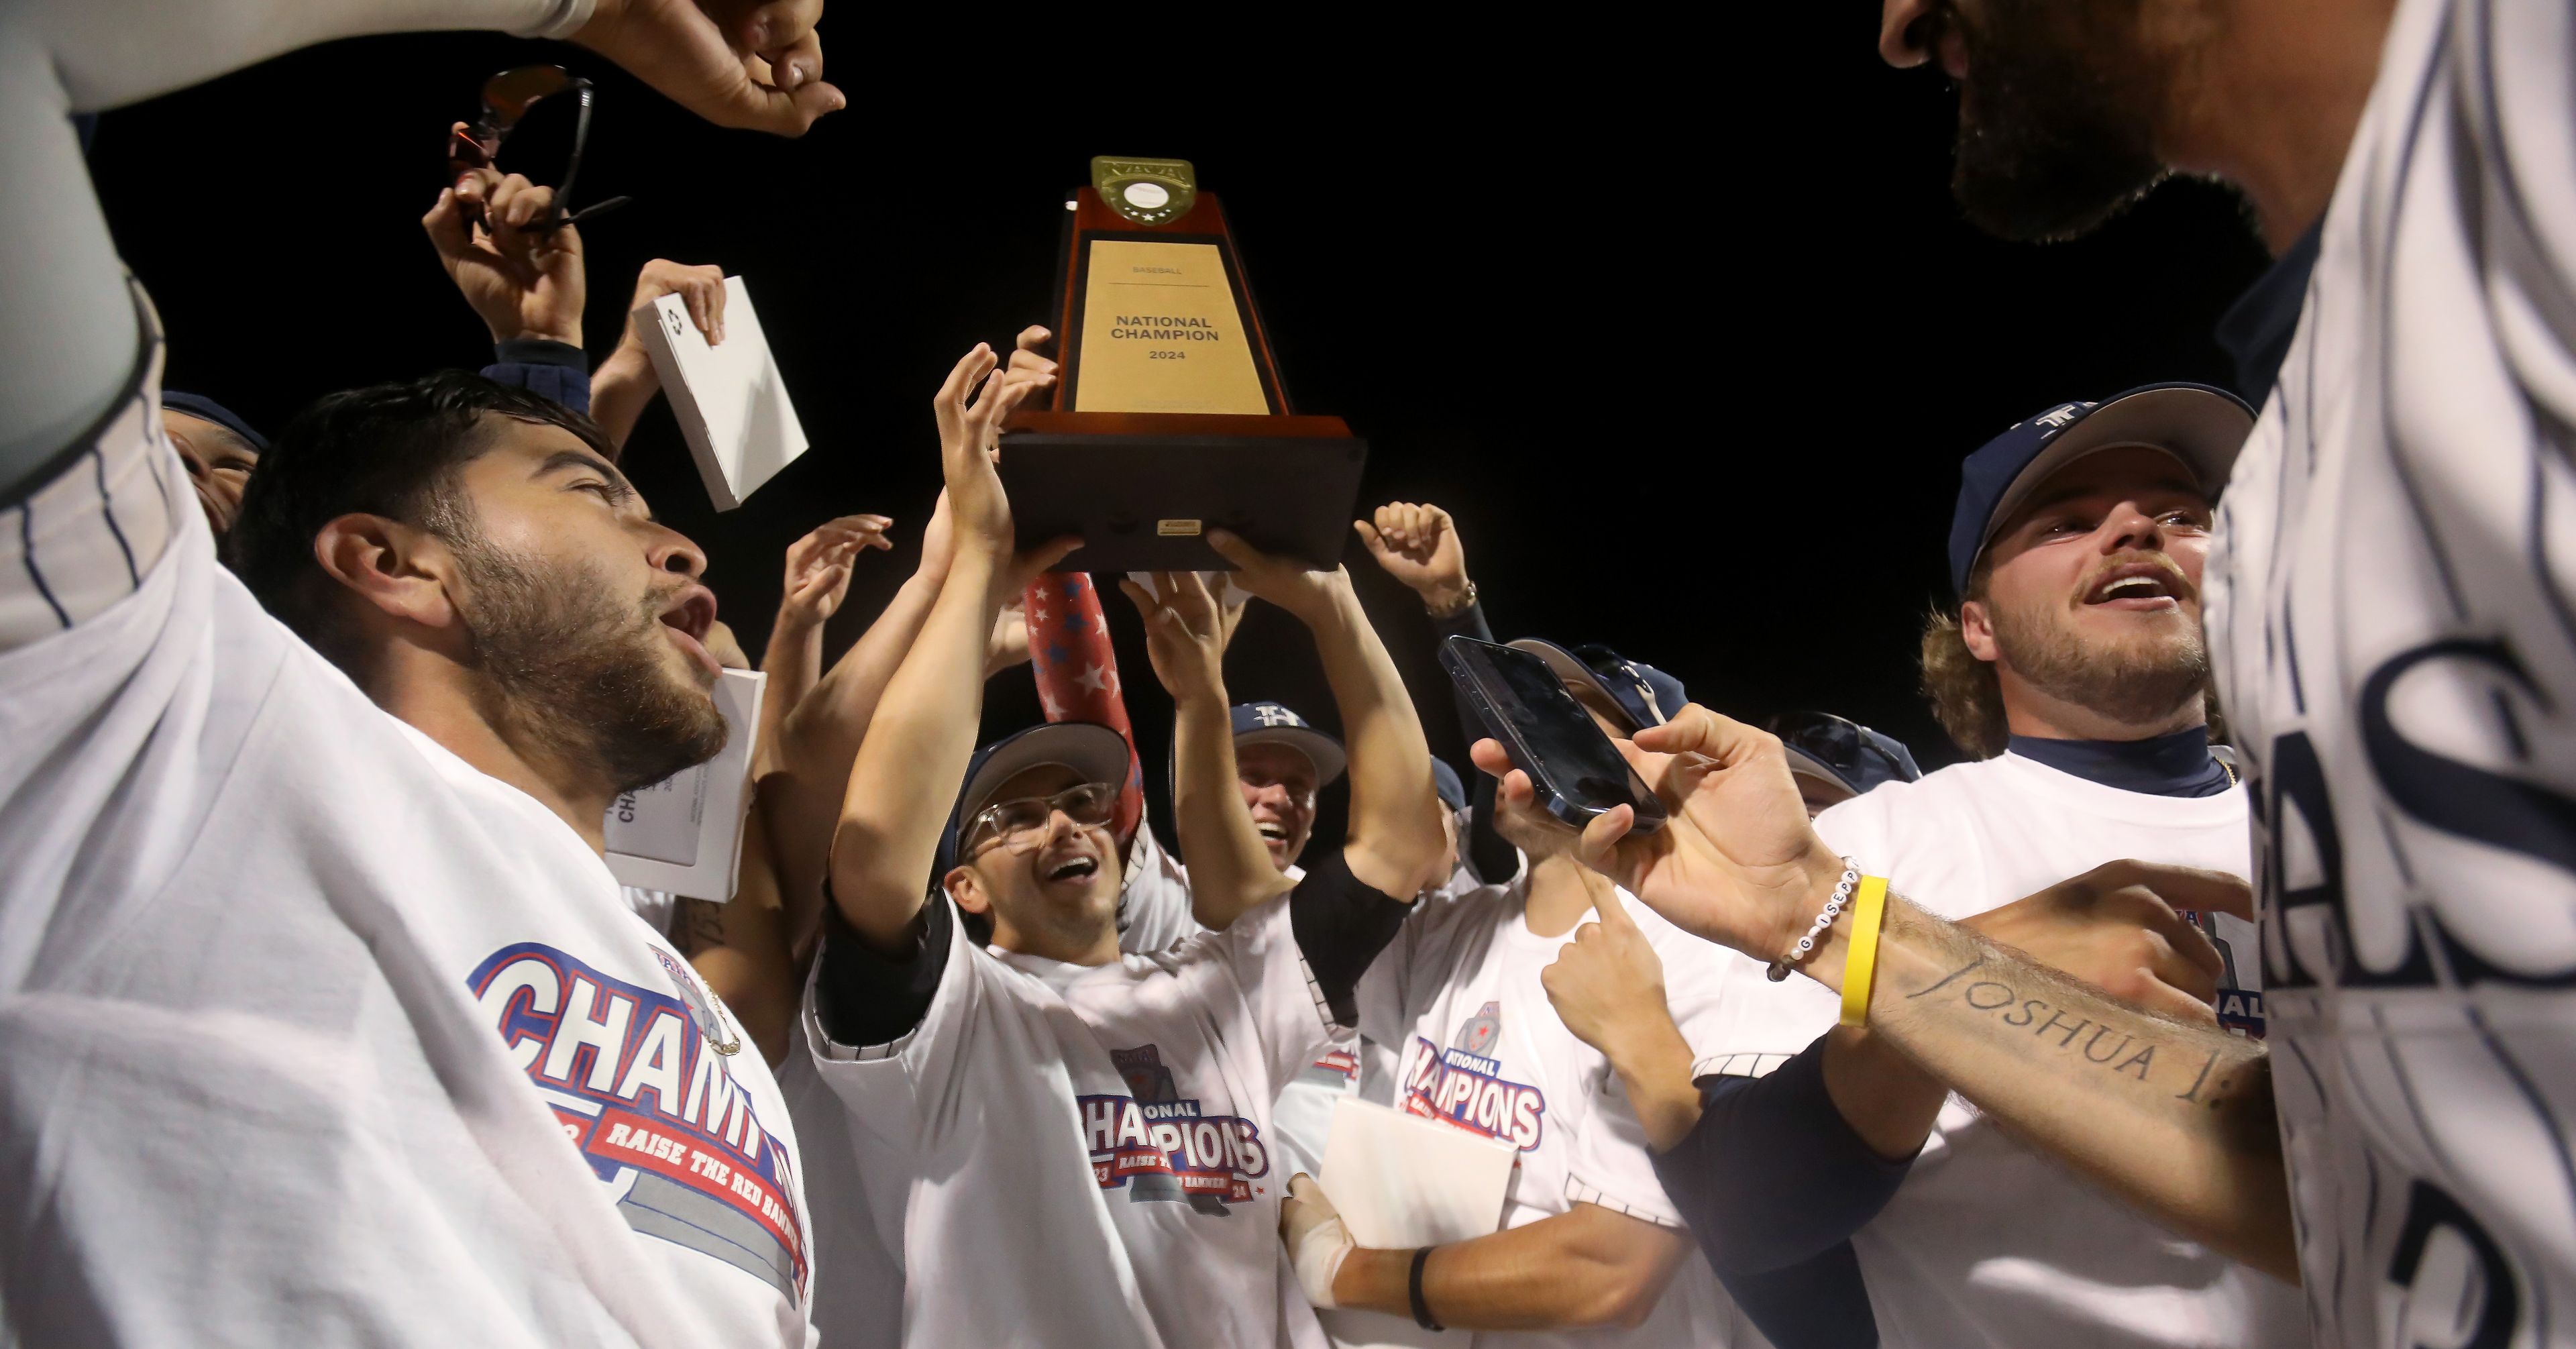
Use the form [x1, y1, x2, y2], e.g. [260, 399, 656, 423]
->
[469, 942, 807, 1300]
[1403, 1002, 1547, 1152]
[1077, 1044, 1271, 1213]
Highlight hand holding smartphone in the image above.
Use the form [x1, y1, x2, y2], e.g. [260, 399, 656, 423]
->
[1439, 636, 1666, 834]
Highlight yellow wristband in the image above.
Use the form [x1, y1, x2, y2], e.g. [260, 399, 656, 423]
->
[1839, 877, 1890, 1028]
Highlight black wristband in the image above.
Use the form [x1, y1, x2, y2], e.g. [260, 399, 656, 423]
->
[490, 337, 588, 369]
[1408, 1246, 1443, 1331]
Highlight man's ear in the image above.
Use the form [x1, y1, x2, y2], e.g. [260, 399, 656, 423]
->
[944, 866, 991, 917]
[1959, 599, 2001, 664]
[312, 512, 461, 632]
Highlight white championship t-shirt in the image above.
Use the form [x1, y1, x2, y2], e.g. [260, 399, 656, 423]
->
[806, 892, 1341, 1349]
[786, 818, 1241, 1348]
[0, 354, 812, 1346]
[1112, 834, 1367, 1189]
[1707, 752, 2301, 1349]
[2204, 0, 2576, 1337]
[1356, 873, 1741, 1349]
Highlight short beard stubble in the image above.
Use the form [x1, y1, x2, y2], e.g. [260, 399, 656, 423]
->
[1945, 0, 2171, 242]
[449, 530, 729, 796]
[1988, 590, 2210, 730]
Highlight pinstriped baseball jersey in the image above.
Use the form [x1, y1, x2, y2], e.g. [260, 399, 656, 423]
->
[2206, 0, 2576, 1340]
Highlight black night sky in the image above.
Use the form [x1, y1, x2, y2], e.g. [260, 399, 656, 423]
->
[87, 18, 2273, 845]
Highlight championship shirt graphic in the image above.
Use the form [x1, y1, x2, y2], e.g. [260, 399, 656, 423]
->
[470, 943, 807, 1300]
[1403, 1002, 1547, 1151]
[1076, 1044, 1271, 1215]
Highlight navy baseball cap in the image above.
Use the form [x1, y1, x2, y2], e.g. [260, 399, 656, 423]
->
[932, 722, 1131, 883]
[1430, 757, 1468, 810]
[1769, 710, 1923, 807]
[1508, 639, 1687, 735]
[162, 391, 269, 454]
[1231, 702, 1346, 786]
[1947, 382, 2254, 595]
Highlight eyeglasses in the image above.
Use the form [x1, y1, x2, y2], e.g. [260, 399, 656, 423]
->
[446, 65, 631, 231]
[1768, 711, 1923, 790]
[965, 783, 1119, 855]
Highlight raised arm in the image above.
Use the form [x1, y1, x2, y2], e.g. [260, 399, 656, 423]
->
[1496, 705, 2298, 1281]
[0, 0, 840, 500]
[589, 260, 729, 448]
[824, 346, 1070, 952]
[755, 513, 890, 771]
[1356, 501, 1513, 883]
[761, 500, 951, 951]
[1121, 571, 1293, 926]
[761, 328, 1057, 944]
[1212, 533, 1447, 902]
[424, 169, 591, 413]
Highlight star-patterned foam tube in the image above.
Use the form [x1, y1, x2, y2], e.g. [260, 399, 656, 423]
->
[1024, 573, 1144, 843]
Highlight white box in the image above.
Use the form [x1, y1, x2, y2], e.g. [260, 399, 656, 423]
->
[604, 668, 765, 900]
[635, 275, 808, 510]
[1315, 1097, 1517, 1349]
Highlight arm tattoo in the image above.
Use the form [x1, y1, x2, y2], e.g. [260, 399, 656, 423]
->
[673, 897, 728, 958]
[1886, 909, 2275, 1152]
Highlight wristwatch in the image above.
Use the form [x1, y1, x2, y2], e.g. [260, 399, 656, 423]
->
[1426, 579, 1478, 620]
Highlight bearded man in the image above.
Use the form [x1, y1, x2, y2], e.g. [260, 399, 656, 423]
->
[1543, 384, 2300, 1349]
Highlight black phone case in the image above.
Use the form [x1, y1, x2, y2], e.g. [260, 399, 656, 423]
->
[1438, 637, 1666, 834]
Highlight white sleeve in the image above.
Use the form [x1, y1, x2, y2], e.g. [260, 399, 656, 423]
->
[1199, 896, 1338, 1097]
[1563, 1075, 1686, 1229]
[2473, 0, 2576, 430]
[0, 370, 182, 648]
[24, 0, 588, 114]
[0, 0, 588, 474]
[1627, 894, 1831, 1079]
[1676, 793, 1909, 1075]
[1116, 824, 1207, 955]
[0, 375, 266, 992]
[803, 902, 992, 1156]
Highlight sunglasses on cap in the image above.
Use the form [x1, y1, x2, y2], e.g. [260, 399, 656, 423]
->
[1769, 711, 1923, 789]
[1570, 643, 1674, 726]
[964, 783, 1119, 855]
[446, 65, 631, 232]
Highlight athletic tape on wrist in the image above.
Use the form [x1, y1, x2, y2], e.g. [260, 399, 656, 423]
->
[1292, 1215, 1351, 1309]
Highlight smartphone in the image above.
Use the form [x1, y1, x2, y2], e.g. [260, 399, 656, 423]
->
[1439, 636, 1666, 834]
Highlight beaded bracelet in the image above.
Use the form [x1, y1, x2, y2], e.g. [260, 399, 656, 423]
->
[1766, 859, 1860, 982]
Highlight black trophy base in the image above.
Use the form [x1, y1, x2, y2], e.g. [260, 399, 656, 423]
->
[996, 429, 1368, 573]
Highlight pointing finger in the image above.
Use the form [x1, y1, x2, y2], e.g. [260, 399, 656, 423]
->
[1592, 883, 1638, 933]
[1574, 804, 1638, 875]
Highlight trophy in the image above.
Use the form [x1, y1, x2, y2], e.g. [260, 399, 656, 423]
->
[999, 158, 1368, 571]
